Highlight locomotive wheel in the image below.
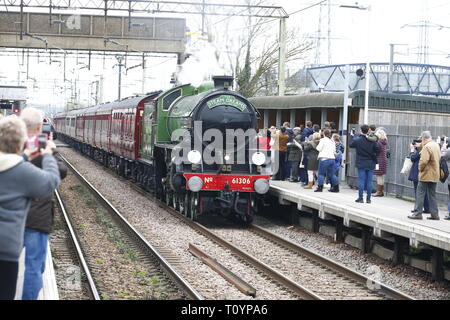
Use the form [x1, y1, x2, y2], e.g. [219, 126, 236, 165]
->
[184, 192, 192, 217]
[173, 193, 179, 211]
[165, 189, 172, 207]
[179, 193, 186, 215]
[189, 194, 199, 221]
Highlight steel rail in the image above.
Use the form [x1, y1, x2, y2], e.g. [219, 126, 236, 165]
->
[148, 199, 322, 300]
[59, 154, 204, 301]
[250, 224, 416, 300]
[54, 189, 101, 300]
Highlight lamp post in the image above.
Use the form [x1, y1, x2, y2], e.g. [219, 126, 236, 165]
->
[340, 3, 371, 124]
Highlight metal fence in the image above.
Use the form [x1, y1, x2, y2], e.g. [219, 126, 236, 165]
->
[346, 124, 449, 205]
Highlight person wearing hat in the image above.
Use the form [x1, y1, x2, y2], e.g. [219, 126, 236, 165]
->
[288, 127, 303, 182]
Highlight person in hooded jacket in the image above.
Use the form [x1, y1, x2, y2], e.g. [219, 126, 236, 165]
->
[0, 116, 60, 300]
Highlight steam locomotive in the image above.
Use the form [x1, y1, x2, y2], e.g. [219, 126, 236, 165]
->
[54, 76, 270, 222]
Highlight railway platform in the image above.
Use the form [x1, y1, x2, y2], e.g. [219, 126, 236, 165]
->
[14, 242, 59, 300]
[269, 181, 450, 282]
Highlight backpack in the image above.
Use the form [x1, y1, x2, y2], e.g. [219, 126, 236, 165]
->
[440, 158, 449, 183]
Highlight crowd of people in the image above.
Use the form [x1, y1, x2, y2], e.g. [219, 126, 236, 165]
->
[0, 108, 66, 300]
[260, 121, 450, 220]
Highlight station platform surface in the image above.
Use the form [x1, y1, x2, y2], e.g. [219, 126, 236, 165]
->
[14, 242, 59, 300]
[269, 181, 450, 252]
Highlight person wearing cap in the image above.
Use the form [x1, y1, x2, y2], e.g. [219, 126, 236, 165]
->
[287, 127, 303, 182]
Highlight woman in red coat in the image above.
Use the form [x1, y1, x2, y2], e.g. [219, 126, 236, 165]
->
[374, 130, 388, 197]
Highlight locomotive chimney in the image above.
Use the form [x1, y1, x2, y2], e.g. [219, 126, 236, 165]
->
[212, 76, 234, 90]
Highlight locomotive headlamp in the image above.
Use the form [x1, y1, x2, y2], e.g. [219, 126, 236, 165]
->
[224, 154, 232, 162]
[188, 176, 203, 192]
[187, 150, 202, 164]
[252, 152, 266, 166]
[254, 179, 270, 195]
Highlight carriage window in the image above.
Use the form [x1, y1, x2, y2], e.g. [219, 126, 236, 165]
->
[162, 89, 181, 111]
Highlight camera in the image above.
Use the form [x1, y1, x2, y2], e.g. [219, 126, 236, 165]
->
[42, 123, 51, 136]
[413, 139, 422, 145]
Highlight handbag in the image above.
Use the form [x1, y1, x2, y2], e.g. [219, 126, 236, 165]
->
[299, 149, 305, 169]
[400, 157, 413, 175]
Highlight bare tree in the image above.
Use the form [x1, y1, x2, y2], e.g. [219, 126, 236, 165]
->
[207, 0, 313, 97]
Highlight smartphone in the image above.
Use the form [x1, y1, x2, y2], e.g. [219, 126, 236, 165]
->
[25, 135, 47, 151]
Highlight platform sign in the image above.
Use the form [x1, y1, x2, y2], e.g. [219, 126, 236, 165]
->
[0, 86, 27, 101]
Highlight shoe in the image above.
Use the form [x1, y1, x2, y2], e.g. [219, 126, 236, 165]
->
[423, 211, 431, 214]
[304, 181, 314, 189]
[445, 216, 450, 221]
[328, 185, 340, 193]
[314, 185, 323, 193]
[373, 185, 384, 197]
[427, 216, 440, 220]
[324, 184, 331, 188]
[408, 214, 423, 220]
[355, 198, 364, 203]
[411, 209, 418, 213]
[366, 199, 372, 204]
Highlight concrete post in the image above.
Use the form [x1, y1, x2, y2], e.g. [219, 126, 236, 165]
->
[276, 110, 281, 128]
[290, 110, 296, 128]
[361, 226, 372, 254]
[312, 209, 320, 233]
[264, 110, 269, 129]
[321, 108, 327, 127]
[431, 247, 444, 282]
[392, 236, 408, 266]
[341, 64, 350, 182]
[334, 218, 344, 243]
[389, 44, 394, 94]
[305, 109, 312, 123]
[278, 18, 287, 96]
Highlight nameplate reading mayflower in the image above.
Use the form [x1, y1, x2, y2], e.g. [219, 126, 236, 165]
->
[206, 95, 247, 112]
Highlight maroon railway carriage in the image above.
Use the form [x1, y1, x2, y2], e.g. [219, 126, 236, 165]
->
[54, 93, 160, 166]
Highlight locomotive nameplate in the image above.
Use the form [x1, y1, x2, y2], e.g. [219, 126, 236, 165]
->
[206, 95, 247, 112]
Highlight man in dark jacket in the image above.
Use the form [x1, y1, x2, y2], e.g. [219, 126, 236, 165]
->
[350, 124, 379, 203]
[21, 107, 68, 300]
[301, 121, 313, 142]
[299, 121, 314, 185]
[408, 143, 430, 214]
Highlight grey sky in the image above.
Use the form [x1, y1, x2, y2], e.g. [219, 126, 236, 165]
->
[278, 0, 450, 66]
[0, 0, 448, 108]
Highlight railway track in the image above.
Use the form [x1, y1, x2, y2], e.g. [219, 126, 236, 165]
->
[54, 189, 100, 300]
[59, 149, 415, 300]
[161, 205, 414, 300]
[58, 154, 204, 301]
[120, 174, 414, 300]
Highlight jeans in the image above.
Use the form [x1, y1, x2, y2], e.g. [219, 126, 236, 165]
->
[415, 182, 439, 217]
[0, 260, 18, 300]
[413, 181, 429, 212]
[301, 155, 309, 183]
[285, 160, 292, 180]
[357, 168, 374, 200]
[318, 159, 339, 187]
[22, 228, 49, 300]
[276, 151, 287, 181]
